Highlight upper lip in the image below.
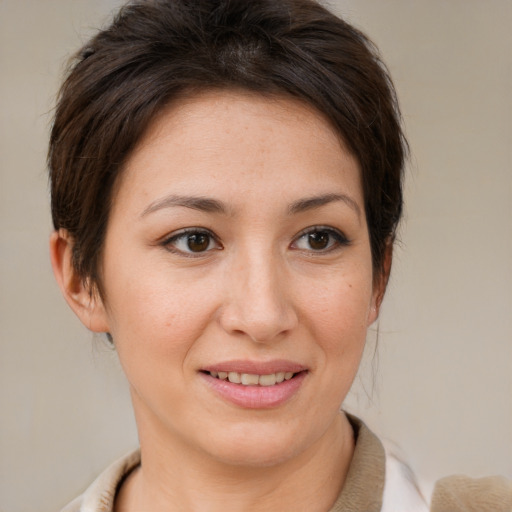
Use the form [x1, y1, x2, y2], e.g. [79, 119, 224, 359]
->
[201, 360, 307, 375]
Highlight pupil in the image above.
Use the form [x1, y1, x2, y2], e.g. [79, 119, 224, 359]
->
[308, 231, 329, 250]
[187, 233, 209, 252]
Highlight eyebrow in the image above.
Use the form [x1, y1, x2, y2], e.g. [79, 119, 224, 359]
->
[140, 192, 361, 219]
[140, 195, 227, 217]
[288, 193, 361, 219]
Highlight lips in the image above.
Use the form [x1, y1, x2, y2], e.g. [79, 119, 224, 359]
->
[200, 360, 307, 408]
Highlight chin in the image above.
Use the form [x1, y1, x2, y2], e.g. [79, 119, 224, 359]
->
[199, 419, 316, 469]
[212, 439, 300, 468]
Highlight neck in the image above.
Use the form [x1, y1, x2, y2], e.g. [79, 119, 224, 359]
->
[116, 412, 355, 512]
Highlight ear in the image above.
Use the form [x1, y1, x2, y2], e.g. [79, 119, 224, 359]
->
[367, 240, 393, 326]
[49, 229, 110, 333]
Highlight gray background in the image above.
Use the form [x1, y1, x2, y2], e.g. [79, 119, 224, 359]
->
[1, 1, 511, 511]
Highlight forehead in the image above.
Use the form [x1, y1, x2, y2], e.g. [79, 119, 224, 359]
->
[115, 90, 363, 214]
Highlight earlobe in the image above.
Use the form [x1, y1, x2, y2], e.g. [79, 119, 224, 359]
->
[49, 229, 110, 333]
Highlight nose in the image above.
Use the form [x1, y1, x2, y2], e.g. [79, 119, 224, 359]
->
[218, 249, 298, 344]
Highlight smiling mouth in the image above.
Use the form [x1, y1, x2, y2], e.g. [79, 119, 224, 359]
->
[205, 371, 300, 386]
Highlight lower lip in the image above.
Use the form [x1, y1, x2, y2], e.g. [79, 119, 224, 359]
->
[200, 372, 307, 409]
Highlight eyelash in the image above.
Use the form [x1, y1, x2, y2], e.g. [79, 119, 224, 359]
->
[161, 225, 349, 257]
[291, 226, 350, 253]
[161, 228, 222, 257]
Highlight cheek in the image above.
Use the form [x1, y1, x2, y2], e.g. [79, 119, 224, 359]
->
[102, 260, 219, 372]
[289, 274, 372, 421]
[302, 272, 373, 336]
[298, 267, 373, 378]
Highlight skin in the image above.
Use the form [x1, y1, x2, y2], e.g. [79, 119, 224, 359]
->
[51, 91, 390, 511]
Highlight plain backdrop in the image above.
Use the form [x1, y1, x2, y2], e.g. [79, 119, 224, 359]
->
[1, 1, 511, 511]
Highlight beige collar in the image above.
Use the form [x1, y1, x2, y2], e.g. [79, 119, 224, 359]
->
[328, 414, 385, 512]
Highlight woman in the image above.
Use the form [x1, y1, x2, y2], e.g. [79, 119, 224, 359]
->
[48, 1, 511, 511]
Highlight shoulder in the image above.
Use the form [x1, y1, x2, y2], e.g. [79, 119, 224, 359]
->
[430, 474, 512, 512]
[380, 441, 512, 512]
[60, 495, 82, 512]
[60, 450, 140, 512]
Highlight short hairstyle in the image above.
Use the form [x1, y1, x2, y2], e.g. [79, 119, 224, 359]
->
[49, 0, 406, 293]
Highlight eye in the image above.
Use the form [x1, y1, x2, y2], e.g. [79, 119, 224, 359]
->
[162, 228, 221, 256]
[291, 226, 349, 252]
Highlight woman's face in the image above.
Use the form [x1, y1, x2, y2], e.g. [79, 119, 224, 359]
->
[95, 91, 382, 467]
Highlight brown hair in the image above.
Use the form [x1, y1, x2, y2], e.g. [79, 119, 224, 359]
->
[49, 0, 406, 292]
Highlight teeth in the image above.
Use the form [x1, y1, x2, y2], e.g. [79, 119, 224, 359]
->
[259, 374, 277, 386]
[228, 372, 241, 384]
[241, 373, 260, 385]
[209, 371, 298, 386]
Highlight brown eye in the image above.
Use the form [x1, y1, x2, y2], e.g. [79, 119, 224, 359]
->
[163, 229, 221, 256]
[187, 233, 210, 252]
[307, 231, 330, 250]
[292, 226, 349, 252]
